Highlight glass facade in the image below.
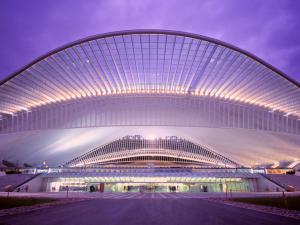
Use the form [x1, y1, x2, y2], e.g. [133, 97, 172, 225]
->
[41, 167, 259, 193]
[47, 177, 257, 193]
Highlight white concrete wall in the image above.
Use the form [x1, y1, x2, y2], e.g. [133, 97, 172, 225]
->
[256, 176, 285, 192]
[16, 176, 46, 192]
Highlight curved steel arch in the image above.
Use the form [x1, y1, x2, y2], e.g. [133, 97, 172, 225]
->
[1, 29, 299, 87]
[65, 136, 239, 168]
[0, 29, 299, 133]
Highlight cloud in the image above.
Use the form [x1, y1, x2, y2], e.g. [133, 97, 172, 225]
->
[0, 0, 299, 81]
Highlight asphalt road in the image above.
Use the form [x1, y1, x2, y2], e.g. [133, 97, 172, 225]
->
[1, 198, 299, 225]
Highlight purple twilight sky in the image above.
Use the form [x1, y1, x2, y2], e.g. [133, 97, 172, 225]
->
[0, 0, 300, 82]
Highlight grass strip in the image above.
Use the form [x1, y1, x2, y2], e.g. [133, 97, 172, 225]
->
[231, 196, 300, 211]
[0, 197, 57, 209]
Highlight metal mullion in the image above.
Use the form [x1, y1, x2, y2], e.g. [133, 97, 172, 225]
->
[281, 83, 300, 103]
[0, 101, 19, 114]
[81, 42, 107, 93]
[249, 78, 290, 107]
[0, 84, 37, 108]
[57, 52, 91, 95]
[182, 40, 201, 92]
[139, 35, 146, 90]
[30, 66, 68, 99]
[171, 36, 186, 91]
[161, 34, 167, 91]
[44, 59, 80, 98]
[212, 51, 240, 95]
[28, 67, 63, 100]
[201, 46, 225, 93]
[88, 41, 113, 92]
[248, 79, 296, 111]
[80, 43, 106, 94]
[96, 39, 120, 91]
[231, 67, 269, 102]
[155, 34, 159, 90]
[243, 70, 281, 103]
[15, 77, 51, 107]
[257, 93, 296, 113]
[285, 108, 299, 118]
[24, 68, 61, 100]
[185, 41, 210, 92]
[129, 35, 141, 90]
[0, 105, 16, 115]
[238, 66, 282, 101]
[12, 74, 52, 104]
[219, 57, 256, 97]
[275, 89, 300, 109]
[270, 97, 299, 114]
[49, 55, 83, 97]
[256, 80, 298, 106]
[63, 49, 93, 95]
[148, 34, 152, 90]
[177, 38, 193, 89]
[112, 36, 130, 90]
[215, 53, 246, 96]
[72, 46, 98, 95]
[104, 38, 126, 91]
[166, 36, 177, 91]
[194, 44, 218, 91]
[216, 53, 246, 95]
[121, 35, 135, 90]
[228, 61, 263, 98]
[7, 78, 50, 106]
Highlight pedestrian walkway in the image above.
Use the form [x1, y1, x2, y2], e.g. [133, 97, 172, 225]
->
[2, 194, 299, 225]
[0, 191, 218, 199]
[1, 191, 300, 199]
[94, 192, 210, 199]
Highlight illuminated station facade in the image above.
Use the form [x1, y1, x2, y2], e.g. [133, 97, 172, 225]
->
[0, 30, 299, 193]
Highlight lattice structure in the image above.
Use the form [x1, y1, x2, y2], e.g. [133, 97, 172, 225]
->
[66, 135, 239, 168]
[0, 30, 299, 134]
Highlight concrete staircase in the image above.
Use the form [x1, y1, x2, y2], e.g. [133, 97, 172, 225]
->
[0, 174, 36, 191]
[265, 174, 300, 191]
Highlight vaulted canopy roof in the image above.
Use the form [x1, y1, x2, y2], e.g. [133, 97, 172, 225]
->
[66, 135, 239, 168]
[0, 30, 299, 117]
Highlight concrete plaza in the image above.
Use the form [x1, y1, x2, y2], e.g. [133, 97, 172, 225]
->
[1, 193, 300, 225]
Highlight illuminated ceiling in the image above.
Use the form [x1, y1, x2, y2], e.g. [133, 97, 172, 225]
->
[0, 30, 299, 117]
